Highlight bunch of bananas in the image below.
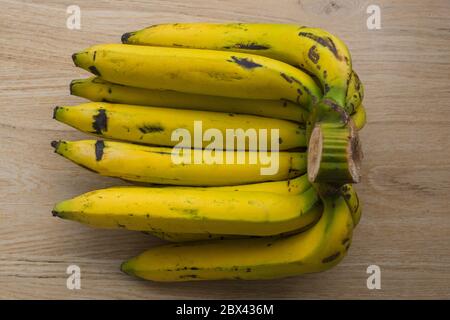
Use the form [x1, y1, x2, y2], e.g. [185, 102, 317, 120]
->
[52, 23, 365, 282]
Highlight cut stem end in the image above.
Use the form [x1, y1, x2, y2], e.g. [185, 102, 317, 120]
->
[307, 122, 362, 185]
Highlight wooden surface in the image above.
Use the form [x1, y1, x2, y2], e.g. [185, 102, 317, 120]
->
[1, 0, 449, 299]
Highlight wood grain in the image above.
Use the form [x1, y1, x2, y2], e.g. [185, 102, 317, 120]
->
[0, 0, 449, 299]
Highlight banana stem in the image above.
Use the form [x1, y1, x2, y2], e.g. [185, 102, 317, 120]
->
[307, 99, 362, 184]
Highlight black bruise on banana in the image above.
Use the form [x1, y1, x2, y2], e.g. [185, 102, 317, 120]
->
[308, 46, 320, 64]
[169, 266, 200, 271]
[92, 109, 108, 134]
[228, 56, 262, 69]
[88, 66, 101, 76]
[321, 251, 341, 264]
[225, 43, 270, 50]
[95, 140, 105, 161]
[298, 32, 341, 61]
[139, 124, 164, 134]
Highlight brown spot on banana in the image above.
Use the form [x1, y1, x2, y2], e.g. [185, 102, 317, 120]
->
[138, 124, 164, 134]
[280, 73, 293, 83]
[298, 32, 341, 60]
[308, 45, 320, 64]
[230, 43, 270, 50]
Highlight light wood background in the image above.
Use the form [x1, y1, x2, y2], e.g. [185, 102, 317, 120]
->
[1, 0, 449, 299]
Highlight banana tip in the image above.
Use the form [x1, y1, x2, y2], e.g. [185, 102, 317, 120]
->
[121, 32, 134, 43]
[71, 53, 78, 66]
[120, 260, 135, 276]
[51, 210, 59, 217]
[52, 106, 60, 119]
[69, 80, 76, 95]
[51, 140, 60, 150]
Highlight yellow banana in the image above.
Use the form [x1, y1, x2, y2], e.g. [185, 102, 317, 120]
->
[51, 140, 306, 186]
[53, 102, 307, 151]
[145, 174, 313, 242]
[70, 77, 309, 123]
[209, 173, 311, 195]
[52, 186, 320, 236]
[144, 215, 321, 243]
[120, 191, 353, 281]
[122, 23, 360, 113]
[70, 77, 365, 127]
[121, 24, 364, 184]
[72, 44, 322, 107]
[146, 178, 362, 243]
